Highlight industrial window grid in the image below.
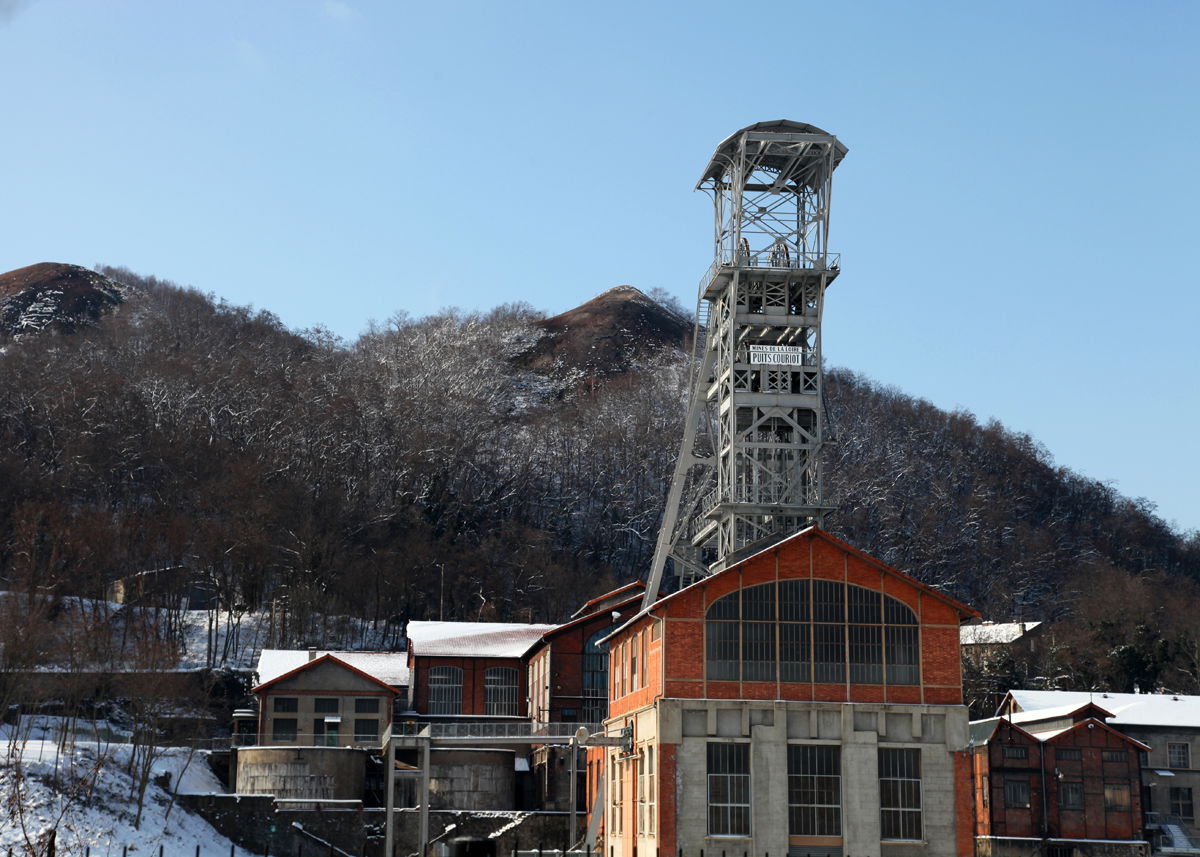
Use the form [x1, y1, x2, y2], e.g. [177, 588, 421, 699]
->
[428, 666, 463, 715]
[1170, 743, 1192, 769]
[484, 667, 519, 716]
[273, 696, 298, 713]
[582, 627, 608, 723]
[707, 742, 750, 837]
[879, 748, 922, 841]
[705, 580, 920, 685]
[1056, 748, 1082, 761]
[355, 697, 380, 714]
[1171, 786, 1195, 820]
[1003, 746, 1029, 760]
[314, 697, 339, 714]
[610, 754, 623, 834]
[1104, 783, 1131, 811]
[1004, 778, 1031, 809]
[787, 744, 841, 836]
[646, 746, 656, 835]
[272, 717, 297, 742]
[1060, 781, 1083, 809]
[1103, 750, 1129, 763]
[354, 718, 378, 742]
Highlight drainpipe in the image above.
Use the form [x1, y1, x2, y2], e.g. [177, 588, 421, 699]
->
[1039, 739, 1050, 839]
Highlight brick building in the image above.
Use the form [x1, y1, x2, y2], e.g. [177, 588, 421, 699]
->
[406, 621, 555, 719]
[969, 711, 1148, 857]
[591, 526, 978, 857]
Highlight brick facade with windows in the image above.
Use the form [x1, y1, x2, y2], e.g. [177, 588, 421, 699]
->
[969, 713, 1148, 857]
[591, 526, 978, 857]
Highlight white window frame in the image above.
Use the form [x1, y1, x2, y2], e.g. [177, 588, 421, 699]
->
[707, 742, 751, 837]
[484, 666, 519, 716]
[428, 665, 463, 715]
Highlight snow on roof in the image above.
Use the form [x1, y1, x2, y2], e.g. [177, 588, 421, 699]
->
[1008, 690, 1200, 729]
[406, 621, 557, 659]
[1007, 701, 1113, 726]
[256, 649, 409, 687]
[961, 621, 1042, 645]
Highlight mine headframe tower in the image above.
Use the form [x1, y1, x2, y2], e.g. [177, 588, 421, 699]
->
[644, 121, 848, 607]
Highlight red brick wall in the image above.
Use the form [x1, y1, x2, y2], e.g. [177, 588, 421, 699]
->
[955, 750, 976, 857]
[612, 529, 971, 706]
[411, 655, 528, 716]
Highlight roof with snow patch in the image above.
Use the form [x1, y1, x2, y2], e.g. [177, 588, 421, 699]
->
[961, 621, 1042, 645]
[1006, 689, 1200, 729]
[406, 621, 557, 659]
[257, 649, 409, 687]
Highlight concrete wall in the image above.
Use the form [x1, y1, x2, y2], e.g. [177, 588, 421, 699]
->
[429, 748, 515, 810]
[606, 698, 969, 857]
[235, 745, 368, 800]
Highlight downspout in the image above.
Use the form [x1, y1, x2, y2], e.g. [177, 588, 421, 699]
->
[1039, 738, 1050, 839]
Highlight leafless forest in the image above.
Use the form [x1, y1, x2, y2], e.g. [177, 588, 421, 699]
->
[1, 267, 1197, 713]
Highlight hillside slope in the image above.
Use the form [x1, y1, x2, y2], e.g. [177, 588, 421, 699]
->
[0, 262, 131, 337]
[0, 263, 1196, 700]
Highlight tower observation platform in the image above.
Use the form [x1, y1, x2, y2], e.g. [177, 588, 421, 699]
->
[645, 121, 848, 602]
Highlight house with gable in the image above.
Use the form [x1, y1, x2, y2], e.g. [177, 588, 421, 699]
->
[592, 525, 979, 857]
[1000, 690, 1200, 854]
[969, 706, 1149, 857]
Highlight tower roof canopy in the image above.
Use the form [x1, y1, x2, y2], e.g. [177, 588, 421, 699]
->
[697, 120, 849, 188]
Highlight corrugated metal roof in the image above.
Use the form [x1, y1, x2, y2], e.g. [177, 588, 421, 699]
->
[1008, 690, 1200, 729]
[257, 649, 409, 687]
[406, 621, 557, 659]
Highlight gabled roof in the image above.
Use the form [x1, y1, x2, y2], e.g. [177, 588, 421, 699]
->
[530, 591, 644, 654]
[257, 649, 409, 687]
[968, 714, 1150, 752]
[252, 654, 398, 695]
[1009, 701, 1114, 728]
[407, 621, 557, 659]
[570, 581, 645, 619]
[612, 526, 977, 641]
[1004, 689, 1200, 729]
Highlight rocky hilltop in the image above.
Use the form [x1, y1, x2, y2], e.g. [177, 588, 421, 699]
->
[0, 262, 131, 337]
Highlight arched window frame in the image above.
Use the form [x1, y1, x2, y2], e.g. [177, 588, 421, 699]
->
[484, 666, 519, 716]
[428, 665, 463, 715]
[704, 580, 920, 685]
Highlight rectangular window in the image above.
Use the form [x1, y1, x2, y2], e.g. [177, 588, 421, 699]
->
[1056, 748, 1081, 761]
[885, 625, 920, 685]
[636, 750, 646, 835]
[742, 620, 775, 682]
[354, 718, 378, 742]
[1102, 750, 1129, 763]
[271, 717, 297, 742]
[355, 697, 380, 714]
[1170, 743, 1191, 769]
[631, 635, 639, 691]
[707, 743, 750, 836]
[611, 755, 623, 834]
[1104, 783, 1131, 811]
[788, 745, 841, 836]
[1005, 778, 1031, 809]
[646, 746, 656, 835]
[1171, 787, 1195, 820]
[879, 748, 922, 840]
[314, 697, 339, 714]
[1003, 746, 1029, 760]
[273, 697, 298, 713]
[1060, 781, 1083, 809]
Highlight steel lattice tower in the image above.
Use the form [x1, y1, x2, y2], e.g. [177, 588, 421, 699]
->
[644, 121, 848, 606]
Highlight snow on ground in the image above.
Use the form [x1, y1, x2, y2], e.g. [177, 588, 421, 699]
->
[1, 719, 256, 857]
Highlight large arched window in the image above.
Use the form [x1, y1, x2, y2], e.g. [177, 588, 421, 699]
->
[428, 665, 463, 714]
[705, 581, 919, 685]
[484, 666, 519, 716]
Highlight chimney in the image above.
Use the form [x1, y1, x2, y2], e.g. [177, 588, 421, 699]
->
[308, 647, 317, 662]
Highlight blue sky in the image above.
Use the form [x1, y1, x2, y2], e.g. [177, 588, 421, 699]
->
[2, 1, 1198, 533]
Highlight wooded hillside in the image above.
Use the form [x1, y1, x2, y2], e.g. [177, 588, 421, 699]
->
[1, 264, 1196, 708]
